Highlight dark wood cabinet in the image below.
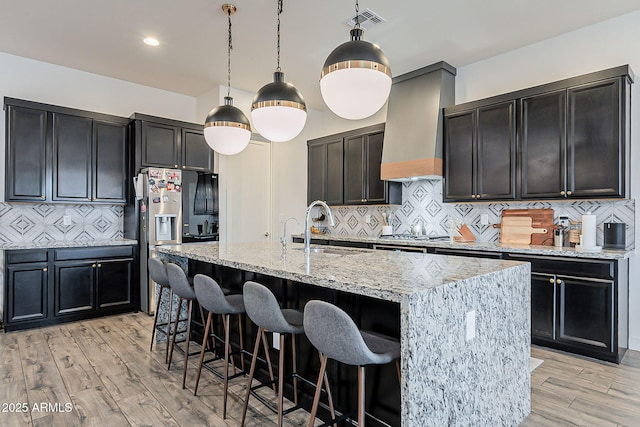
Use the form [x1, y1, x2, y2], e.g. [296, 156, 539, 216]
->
[443, 101, 516, 202]
[568, 78, 624, 198]
[307, 136, 343, 205]
[520, 90, 566, 199]
[344, 130, 393, 204]
[507, 253, 626, 363]
[3, 246, 135, 332]
[4, 98, 128, 204]
[307, 124, 401, 206]
[5, 105, 48, 201]
[133, 114, 213, 172]
[5, 252, 49, 323]
[54, 261, 95, 315]
[444, 65, 632, 202]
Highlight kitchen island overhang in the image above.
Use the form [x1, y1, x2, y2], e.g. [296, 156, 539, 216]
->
[156, 242, 531, 426]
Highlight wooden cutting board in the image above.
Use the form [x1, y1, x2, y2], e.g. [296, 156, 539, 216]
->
[497, 208, 554, 245]
[499, 217, 548, 245]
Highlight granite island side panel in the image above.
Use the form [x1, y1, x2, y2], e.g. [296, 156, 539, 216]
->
[155, 242, 531, 426]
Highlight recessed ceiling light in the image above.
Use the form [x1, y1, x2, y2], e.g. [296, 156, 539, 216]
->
[143, 37, 160, 46]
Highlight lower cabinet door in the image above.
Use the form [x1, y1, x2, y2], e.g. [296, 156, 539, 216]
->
[6, 263, 48, 322]
[54, 262, 96, 316]
[531, 273, 556, 340]
[558, 275, 614, 351]
[96, 258, 133, 309]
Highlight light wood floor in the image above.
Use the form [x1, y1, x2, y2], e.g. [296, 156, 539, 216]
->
[1, 313, 640, 426]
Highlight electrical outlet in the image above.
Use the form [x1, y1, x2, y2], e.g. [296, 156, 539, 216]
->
[273, 332, 280, 350]
[480, 214, 489, 225]
[365, 214, 371, 224]
[63, 215, 72, 226]
[466, 311, 476, 341]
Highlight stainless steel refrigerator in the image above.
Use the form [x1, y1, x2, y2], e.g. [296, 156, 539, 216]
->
[134, 167, 182, 313]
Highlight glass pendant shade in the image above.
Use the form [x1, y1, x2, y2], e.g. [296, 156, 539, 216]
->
[251, 71, 307, 142]
[320, 28, 392, 120]
[204, 96, 251, 156]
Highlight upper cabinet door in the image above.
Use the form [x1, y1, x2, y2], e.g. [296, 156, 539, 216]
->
[520, 90, 567, 199]
[181, 128, 213, 171]
[52, 113, 93, 202]
[443, 110, 475, 201]
[344, 135, 366, 204]
[476, 101, 517, 200]
[307, 137, 343, 205]
[568, 78, 623, 198]
[93, 121, 127, 203]
[364, 131, 387, 203]
[325, 139, 344, 205]
[5, 106, 49, 202]
[141, 122, 179, 168]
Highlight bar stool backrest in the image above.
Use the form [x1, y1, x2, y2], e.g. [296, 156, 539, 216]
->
[166, 263, 196, 300]
[148, 257, 170, 287]
[193, 274, 234, 314]
[304, 300, 387, 366]
[243, 281, 292, 333]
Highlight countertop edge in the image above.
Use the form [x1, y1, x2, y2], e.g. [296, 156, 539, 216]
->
[0, 239, 138, 250]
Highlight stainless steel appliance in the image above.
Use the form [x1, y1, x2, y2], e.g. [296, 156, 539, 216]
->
[181, 171, 219, 243]
[135, 167, 182, 313]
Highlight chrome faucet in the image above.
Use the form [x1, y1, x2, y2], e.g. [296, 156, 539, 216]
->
[304, 200, 335, 253]
[280, 217, 299, 251]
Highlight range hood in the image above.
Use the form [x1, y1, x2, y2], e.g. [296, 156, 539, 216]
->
[381, 61, 456, 181]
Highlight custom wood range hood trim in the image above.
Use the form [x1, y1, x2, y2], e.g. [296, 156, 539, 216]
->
[380, 61, 456, 181]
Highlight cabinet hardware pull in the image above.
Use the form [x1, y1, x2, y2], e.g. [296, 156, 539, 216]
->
[97, 264, 102, 268]
[471, 195, 476, 199]
[476, 195, 480, 199]
[567, 191, 572, 196]
[556, 279, 562, 284]
[41, 196, 46, 200]
[174, 164, 178, 168]
[92, 264, 97, 268]
[43, 268, 47, 272]
[560, 190, 565, 195]
[549, 278, 554, 284]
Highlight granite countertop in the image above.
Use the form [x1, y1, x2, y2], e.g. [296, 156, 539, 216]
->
[0, 239, 138, 250]
[156, 242, 527, 303]
[294, 233, 634, 260]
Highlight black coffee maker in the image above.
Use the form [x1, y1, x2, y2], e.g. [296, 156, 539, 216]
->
[603, 223, 626, 249]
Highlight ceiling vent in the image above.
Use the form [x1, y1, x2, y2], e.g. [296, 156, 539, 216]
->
[346, 8, 386, 30]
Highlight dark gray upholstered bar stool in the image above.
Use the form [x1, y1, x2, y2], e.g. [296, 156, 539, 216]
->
[166, 262, 203, 389]
[304, 300, 401, 427]
[193, 274, 248, 419]
[148, 257, 172, 362]
[241, 281, 335, 427]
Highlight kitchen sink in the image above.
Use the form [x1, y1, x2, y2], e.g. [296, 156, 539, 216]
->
[296, 247, 369, 256]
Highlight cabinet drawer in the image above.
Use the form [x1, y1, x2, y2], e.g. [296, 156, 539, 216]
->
[507, 254, 614, 279]
[55, 245, 134, 261]
[7, 250, 49, 264]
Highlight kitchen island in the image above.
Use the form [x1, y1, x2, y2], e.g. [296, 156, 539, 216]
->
[156, 242, 531, 426]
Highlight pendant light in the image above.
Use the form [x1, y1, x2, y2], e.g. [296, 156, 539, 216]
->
[320, 0, 391, 120]
[204, 4, 251, 156]
[251, 0, 307, 142]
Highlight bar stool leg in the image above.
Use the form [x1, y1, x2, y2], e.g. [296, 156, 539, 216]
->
[167, 297, 183, 369]
[194, 312, 213, 396]
[292, 333, 298, 406]
[260, 330, 277, 392]
[181, 299, 193, 389]
[150, 285, 165, 351]
[357, 365, 366, 427]
[165, 289, 174, 363]
[241, 326, 264, 427]
[277, 333, 286, 427]
[307, 353, 328, 427]
[238, 313, 245, 372]
[223, 313, 231, 419]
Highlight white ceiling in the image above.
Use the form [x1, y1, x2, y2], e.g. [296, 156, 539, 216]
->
[2, 0, 640, 111]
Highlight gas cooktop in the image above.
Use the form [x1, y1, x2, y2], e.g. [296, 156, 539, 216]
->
[379, 234, 450, 241]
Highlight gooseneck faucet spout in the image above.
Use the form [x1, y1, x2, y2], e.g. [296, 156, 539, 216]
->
[304, 200, 335, 253]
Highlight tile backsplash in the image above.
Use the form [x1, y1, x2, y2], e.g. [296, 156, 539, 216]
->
[318, 180, 635, 249]
[0, 202, 123, 243]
